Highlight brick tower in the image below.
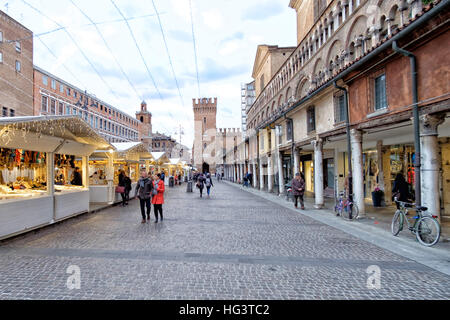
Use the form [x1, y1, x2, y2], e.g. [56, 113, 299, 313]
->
[193, 97, 217, 173]
[136, 101, 152, 148]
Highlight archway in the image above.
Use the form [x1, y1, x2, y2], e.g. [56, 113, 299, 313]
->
[202, 162, 210, 174]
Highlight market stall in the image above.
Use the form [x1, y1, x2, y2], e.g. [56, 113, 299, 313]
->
[0, 116, 111, 240]
[150, 152, 170, 185]
[88, 142, 152, 205]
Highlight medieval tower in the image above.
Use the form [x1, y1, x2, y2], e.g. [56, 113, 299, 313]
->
[193, 97, 217, 173]
[136, 101, 152, 148]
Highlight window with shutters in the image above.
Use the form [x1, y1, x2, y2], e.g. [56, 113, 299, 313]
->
[334, 92, 347, 123]
[374, 74, 387, 110]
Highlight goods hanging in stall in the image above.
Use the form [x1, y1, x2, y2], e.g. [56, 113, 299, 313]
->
[0, 116, 111, 240]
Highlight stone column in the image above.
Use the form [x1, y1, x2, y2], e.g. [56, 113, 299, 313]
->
[351, 129, 365, 217]
[253, 161, 258, 188]
[420, 114, 445, 218]
[382, 146, 392, 205]
[409, 0, 423, 18]
[82, 156, 89, 188]
[268, 154, 274, 193]
[233, 163, 237, 182]
[312, 139, 324, 208]
[348, 0, 353, 15]
[106, 155, 114, 204]
[376, 141, 385, 190]
[293, 147, 300, 176]
[240, 163, 244, 183]
[277, 151, 285, 195]
[259, 160, 265, 191]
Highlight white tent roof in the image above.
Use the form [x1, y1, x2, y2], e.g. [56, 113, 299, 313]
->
[112, 142, 145, 153]
[169, 158, 181, 165]
[0, 115, 112, 156]
[151, 152, 167, 161]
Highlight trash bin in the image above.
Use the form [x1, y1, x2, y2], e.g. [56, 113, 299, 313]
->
[186, 181, 193, 193]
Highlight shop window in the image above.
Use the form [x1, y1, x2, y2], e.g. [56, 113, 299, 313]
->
[307, 106, 316, 133]
[334, 92, 347, 123]
[41, 96, 48, 112]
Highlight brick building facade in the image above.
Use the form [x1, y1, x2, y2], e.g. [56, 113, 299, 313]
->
[0, 10, 33, 117]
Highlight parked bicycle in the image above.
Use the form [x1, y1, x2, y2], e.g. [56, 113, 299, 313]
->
[335, 191, 359, 220]
[391, 198, 441, 247]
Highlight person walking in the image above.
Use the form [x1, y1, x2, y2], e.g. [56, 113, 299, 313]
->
[123, 173, 132, 205]
[135, 170, 153, 223]
[152, 173, 165, 223]
[118, 170, 127, 207]
[243, 172, 249, 188]
[205, 173, 214, 197]
[197, 173, 205, 198]
[292, 172, 305, 210]
[392, 172, 410, 209]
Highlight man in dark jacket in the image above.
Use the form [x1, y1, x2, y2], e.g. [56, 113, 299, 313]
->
[291, 172, 305, 210]
[71, 167, 83, 186]
[135, 170, 153, 223]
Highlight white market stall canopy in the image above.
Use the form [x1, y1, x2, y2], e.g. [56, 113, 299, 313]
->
[111, 142, 152, 161]
[0, 116, 112, 156]
[151, 152, 170, 164]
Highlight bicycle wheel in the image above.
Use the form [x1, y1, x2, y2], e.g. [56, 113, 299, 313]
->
[391, 210, 403, 236]
[416, 216, 440, 247]
[342, 202, 358, 220]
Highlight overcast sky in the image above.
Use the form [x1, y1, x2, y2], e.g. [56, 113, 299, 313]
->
[3, 0, 296, 146]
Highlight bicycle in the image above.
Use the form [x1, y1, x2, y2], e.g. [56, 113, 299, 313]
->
[334, 191, 359, 220]
[391, 198, 441, 247]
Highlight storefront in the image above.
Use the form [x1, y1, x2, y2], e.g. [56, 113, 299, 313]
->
[0, 116, 111, 240]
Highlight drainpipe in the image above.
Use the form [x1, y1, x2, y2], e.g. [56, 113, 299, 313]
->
[333, 82, 353, 212]
[392, 41, 421, 208]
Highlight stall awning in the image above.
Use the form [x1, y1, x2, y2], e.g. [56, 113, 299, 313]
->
[0, 116, 112, 156]
[151, 152, 170, 164]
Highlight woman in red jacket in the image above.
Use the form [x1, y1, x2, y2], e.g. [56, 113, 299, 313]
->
[152, 173, 165, 223]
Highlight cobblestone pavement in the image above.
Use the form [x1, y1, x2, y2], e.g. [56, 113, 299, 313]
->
[0, 182, 449, 300]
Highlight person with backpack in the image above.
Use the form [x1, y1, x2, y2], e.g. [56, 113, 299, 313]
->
[197, 173, 206, 198]
[152, 173, 165, 223]
[205, 173, 214, 197]
[135, 170, 153, 223]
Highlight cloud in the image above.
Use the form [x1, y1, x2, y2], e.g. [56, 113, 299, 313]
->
[242, 1, 284, 21]
[221, 32, 244, 43]
[201, 9, 223, 30]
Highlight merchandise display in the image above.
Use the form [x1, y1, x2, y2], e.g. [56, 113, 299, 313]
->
[0, 148, 47, 200]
